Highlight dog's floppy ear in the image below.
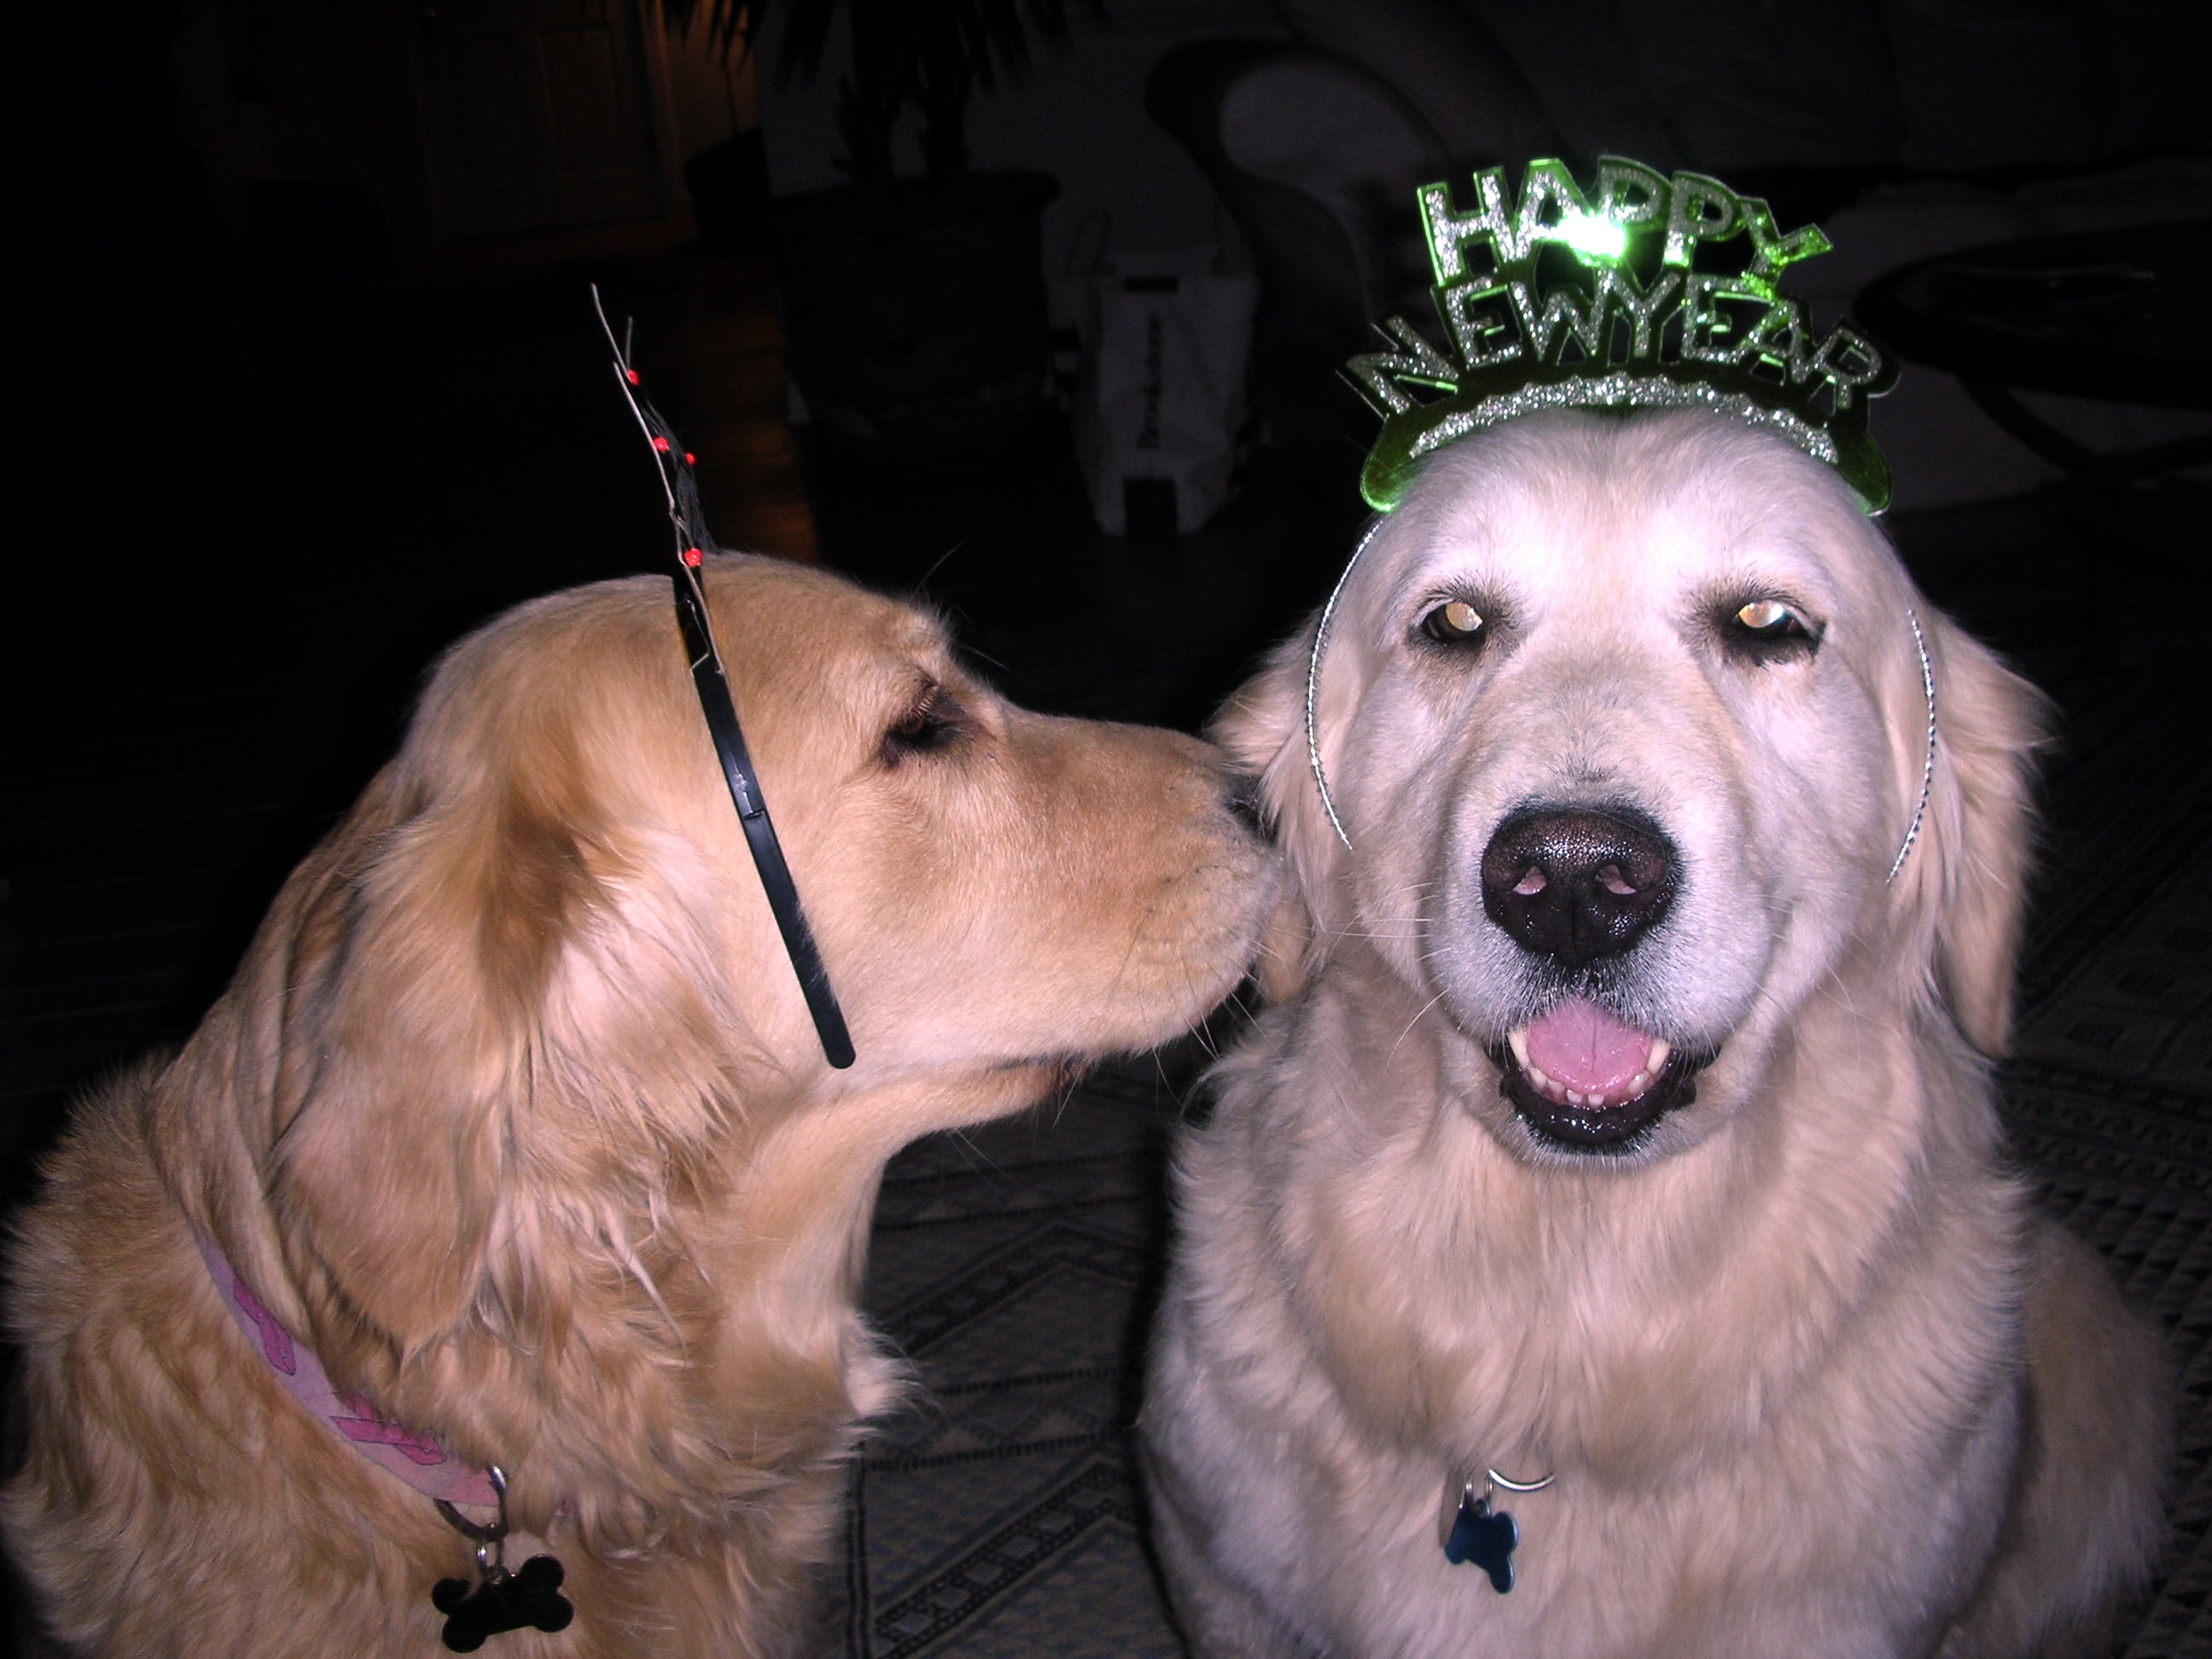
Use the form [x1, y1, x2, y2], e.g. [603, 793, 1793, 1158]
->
[1891, 608, 2050, 1057]
[269, 760, 573, 1352]
[1213, 620, 1353, 1002]
[269, 642, 750, 1356]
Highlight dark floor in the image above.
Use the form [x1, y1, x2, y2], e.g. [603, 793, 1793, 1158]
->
[3, 247, 2209, 1653]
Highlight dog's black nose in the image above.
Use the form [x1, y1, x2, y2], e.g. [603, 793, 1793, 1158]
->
[1480, 806, 1677, 968]
[1222, 769, 1270, 840]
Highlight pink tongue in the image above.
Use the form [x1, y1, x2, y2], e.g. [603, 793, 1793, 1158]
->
[1523, 999, 1656, 1097]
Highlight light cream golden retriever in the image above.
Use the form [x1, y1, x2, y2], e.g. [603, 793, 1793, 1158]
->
[1141, 412, 2171, 1659]
[4, 553, 1272, 1656]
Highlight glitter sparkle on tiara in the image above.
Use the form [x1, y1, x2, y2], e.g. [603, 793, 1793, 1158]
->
[1344, 157, 1899, 515]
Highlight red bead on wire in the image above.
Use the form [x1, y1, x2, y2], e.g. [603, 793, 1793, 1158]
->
[651, 436, 670, 452]
[682, 546, 703, 568]
[626, 369, 639, 385]
[683, 452, 695, 465]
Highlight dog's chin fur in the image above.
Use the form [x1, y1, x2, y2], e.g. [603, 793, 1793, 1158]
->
[3, 554, 1273, 1658]
[1140, 413, 2174, 1659]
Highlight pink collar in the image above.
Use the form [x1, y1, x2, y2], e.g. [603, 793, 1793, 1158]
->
[195, 1230, 501, 1516]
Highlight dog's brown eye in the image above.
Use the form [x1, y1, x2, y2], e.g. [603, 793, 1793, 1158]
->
[883, 690, 964, 761]
[1422, 600, 1486, 644]
[1724, 598, 1818, 659]
[1736, 600, 1802, 635]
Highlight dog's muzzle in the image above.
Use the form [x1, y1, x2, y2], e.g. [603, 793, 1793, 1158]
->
[1478, 805, 1712, 1150]
[1487, 1021, 1713, 1151]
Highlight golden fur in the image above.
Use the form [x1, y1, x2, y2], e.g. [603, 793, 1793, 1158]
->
[5, 554, 1273, 1656]
[1139, 414, 2172, 1658]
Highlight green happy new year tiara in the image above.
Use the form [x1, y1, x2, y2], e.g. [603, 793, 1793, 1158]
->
[1345, 157, 1898, 514]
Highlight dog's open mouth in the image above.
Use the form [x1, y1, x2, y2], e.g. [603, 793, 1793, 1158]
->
[1487, 998, 1713, 1152]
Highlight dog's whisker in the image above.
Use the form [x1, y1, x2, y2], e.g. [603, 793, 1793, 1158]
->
[1385, 988, 1453, 1067]
[912, 535, 975, 599]
[945, 1128, 1010, 1181]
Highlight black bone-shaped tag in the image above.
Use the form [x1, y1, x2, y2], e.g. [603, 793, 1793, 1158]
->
[1443, 1490, 1520, 1592]
[433, 1556, 574, 1651]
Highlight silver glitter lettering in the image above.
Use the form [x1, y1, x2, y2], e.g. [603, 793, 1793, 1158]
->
[1679, 273, 1738, 363]
[1663, 171, 1740, 268]
[1814, 322, 1887, 410]
[1593, 156, 1668, 229]
[1743, 296, 1818, 384]
[1439, 281, 1522, 370]
[1344, 315, 1460, 416]
[1507, 279, 1604, 366]
[1596, 267, 1681, 360]
[1420, 172, 1516, 284]
[1515, 160, 1598, 261]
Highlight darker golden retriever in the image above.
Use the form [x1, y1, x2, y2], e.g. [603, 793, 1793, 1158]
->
[6, 553, 1272, 1656]
[1141, 412, 2171, 1658]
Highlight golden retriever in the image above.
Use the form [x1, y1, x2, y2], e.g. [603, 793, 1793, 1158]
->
[5, 553, 1273, 1656]
[1140, 411, 2171, 1659]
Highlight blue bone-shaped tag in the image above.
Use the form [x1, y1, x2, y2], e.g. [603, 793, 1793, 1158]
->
[1443, 1490, 1520, 1592]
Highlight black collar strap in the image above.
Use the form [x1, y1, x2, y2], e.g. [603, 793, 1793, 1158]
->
[591, 288, 855, 1068]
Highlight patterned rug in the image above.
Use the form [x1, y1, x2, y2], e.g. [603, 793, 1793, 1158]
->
[2005, 667, 2212, 1658]
[830, 664, 2212, 1658]
[827, 1069, 1188, 1657]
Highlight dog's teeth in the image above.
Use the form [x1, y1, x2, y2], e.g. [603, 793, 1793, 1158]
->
[1516, 1030, 1674, 1111]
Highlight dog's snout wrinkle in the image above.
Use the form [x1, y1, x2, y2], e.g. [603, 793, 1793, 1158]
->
[1481, 806, 1678, 969]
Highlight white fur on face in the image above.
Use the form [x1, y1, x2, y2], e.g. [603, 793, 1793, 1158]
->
[1309, 414, 1924, 1150]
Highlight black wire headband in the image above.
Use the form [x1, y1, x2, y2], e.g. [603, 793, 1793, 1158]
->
[590, 287, 856, 1069]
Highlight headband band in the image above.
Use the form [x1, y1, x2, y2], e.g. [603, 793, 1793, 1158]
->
[592, 288, 856, 1069]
